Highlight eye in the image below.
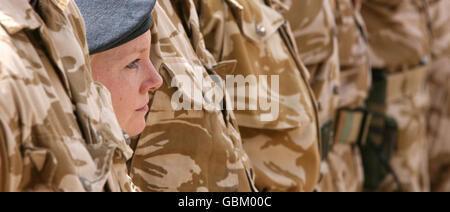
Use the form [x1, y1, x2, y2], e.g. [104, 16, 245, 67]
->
[126, 59, 140, 69]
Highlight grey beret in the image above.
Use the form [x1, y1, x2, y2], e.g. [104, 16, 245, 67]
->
[75, 0, 157, 54]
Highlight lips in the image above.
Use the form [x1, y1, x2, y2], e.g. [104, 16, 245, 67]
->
[136, 95, 150, 113]
[136, 104, 149, 113]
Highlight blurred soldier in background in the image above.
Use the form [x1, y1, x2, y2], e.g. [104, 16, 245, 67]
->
[282, 0, 340, 134]
[0, 0, 138, 191]
[128, 0, 257, 192]
[282, 0, 341, 192]
[425, 0, 450, 192]
[330, 0, 372, 192]
[197, 0, 321, 192]
[283, 0, 370, 192]
[361, 0, 431, 192]
[318, 0, 371, 192]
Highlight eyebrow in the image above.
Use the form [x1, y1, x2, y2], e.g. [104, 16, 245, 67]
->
[110, 46, 147, 62]
[134, 46, 149, 54]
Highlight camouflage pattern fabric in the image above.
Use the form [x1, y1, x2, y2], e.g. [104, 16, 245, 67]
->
[0, 0, 136, 192]
[427, 58, 450, 192]
[283, 0, 369, 192]
[281, 0, 335, 66]
[425, 0, 450, 192]
[129, 0, 256, 192]
[322, 0, 371, 192]
[335, 0, 371, 109]
[197, 0, 321, 192]
[239, 125, 319, 192]
[281, 0, 340, 127]
[362, 0, 431, 71]
[361, 0, 431, 192]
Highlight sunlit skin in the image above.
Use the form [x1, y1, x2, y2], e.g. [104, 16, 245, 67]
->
[90, 31, 163, 136]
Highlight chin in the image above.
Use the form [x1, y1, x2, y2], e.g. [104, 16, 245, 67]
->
[125, 119, 147, 137]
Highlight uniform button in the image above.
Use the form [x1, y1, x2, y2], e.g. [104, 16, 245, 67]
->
[255, 24, 267, 36]
[420, 57, 429, 65]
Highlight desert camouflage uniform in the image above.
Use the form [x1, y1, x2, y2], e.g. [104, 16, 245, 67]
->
[361, 0, 431, 192]
[425, 0, 450, 192]
[0, 0, 136, 192]
[281, 0, 339, 192]
[128, 0, 256, 192]
[282, 0, 340, 127]
[335, 0, 371, 109]
[197, 0, 321, 192]
[282, 0, 369, 192]
[318, 0, 371, 192]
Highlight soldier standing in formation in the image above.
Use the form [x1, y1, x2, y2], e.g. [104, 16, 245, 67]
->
[197, 0, 322, 192]
[282, 0, 370, 192]
[128, 0, 257, 192]
[0, 0, 156, 191]
[2, 0, 450, 192]
[361, 0, 431, 192]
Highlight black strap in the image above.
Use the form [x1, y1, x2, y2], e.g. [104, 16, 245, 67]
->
[377, 151, 403, 192]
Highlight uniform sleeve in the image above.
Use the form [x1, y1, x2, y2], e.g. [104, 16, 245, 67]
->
[0, 77, 23, 192]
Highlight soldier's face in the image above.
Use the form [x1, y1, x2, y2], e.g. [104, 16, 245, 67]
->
[90, 31, 163, 136]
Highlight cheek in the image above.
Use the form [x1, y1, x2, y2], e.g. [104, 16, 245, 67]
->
[110, 83, 137, 115]
[99, 75, 138, 122]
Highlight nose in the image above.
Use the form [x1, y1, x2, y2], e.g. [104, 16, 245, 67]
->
[140, 60, 163, 93]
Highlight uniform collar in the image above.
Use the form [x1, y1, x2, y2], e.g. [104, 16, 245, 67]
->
[0, 0, 69, 34]
[54, 0, 70, 11]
